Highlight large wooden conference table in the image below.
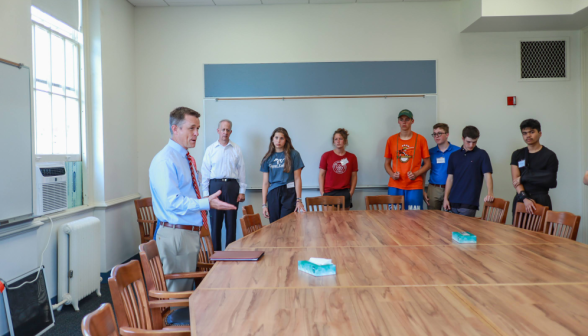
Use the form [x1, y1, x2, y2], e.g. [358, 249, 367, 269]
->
[189, 210, 588, 335]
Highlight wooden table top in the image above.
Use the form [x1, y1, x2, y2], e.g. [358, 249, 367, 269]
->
[189, 210, 588, 336]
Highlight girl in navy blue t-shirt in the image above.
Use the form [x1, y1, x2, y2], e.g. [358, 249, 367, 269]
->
[260, 127, 305, 223]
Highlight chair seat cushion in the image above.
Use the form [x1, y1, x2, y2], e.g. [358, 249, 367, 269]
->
[165, 307, 190, 326]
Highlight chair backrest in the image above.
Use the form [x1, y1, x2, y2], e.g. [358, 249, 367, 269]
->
[134, 197, 157, 244]
[139, 240, 168, 292]
[109, 260, 162, 330]
[481, 198, 510, 224]
[199, 226, 215, 266]
[242, 205, 254, 216]
[81, 303, 119, 336]
[543, 211, 581, 241]
[365, 195, 404, 211]
[305, 196, 345, 212]
[240, 213, 264, 237]
[513, 202, 548, 232]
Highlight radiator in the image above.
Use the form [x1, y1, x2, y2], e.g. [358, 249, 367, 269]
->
[57, 216, 102, 311]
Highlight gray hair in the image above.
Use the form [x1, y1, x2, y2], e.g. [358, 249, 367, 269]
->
[169, 107, 200, 135]
[218, 119, 233, 129]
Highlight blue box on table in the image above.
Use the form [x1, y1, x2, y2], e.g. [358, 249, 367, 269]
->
[452, 231, 477, 244]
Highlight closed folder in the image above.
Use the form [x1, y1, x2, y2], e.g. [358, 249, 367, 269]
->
[209, 251, 264, 261]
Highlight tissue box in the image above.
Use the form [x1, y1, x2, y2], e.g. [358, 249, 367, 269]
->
[298, 260, 336, 277]
[452, 231, 477, 244]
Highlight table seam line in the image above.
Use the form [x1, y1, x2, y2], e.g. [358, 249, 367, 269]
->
[447, 286, 507, 336]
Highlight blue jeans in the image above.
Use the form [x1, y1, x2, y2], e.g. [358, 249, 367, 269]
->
[449, 207, 476, 217]
[388, 187, 424, 210]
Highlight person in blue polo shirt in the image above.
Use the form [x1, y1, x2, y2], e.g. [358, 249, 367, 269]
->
[443, 126, 494, 217]
[424, 123, 460, 210]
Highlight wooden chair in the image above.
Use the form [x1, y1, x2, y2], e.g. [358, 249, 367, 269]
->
[480, 198, 510, 224]
[365, 195, 404, 211]
[512, 202, 548, 232]
[81, 303, 188, 336]
[134, 197, 157, 244]
[543, 210, 581, 241]
[81, 303, 119, 336]
[240, 213, 264, 237]
[108, 260, 190, 333]
[305, 196, 345, 212]
[197, 226, 215, 272]
[242, 205, 254, 216]
[139, 240, 207, 302]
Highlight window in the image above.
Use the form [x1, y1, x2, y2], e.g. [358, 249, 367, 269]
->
[32, 6, 84, 161]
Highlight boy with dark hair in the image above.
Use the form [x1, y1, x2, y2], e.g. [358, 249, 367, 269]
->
[443, 126, 494, 217]
[511, 119, 558, 215]
[424, 123, 460, 210]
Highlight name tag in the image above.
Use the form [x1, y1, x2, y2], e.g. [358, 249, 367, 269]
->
[518, 160, 525, 168]
[287, 182, 295, 188]
[436, 157, 445, 164]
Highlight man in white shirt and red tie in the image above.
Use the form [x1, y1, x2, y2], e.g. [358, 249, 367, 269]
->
[201, 119, 246, 251]
[149, 107, 236, 292]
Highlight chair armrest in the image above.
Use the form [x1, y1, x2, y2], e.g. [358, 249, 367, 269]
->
[148, 299, 189, 308]
[120, 326, 190, 335]
[164, 271, 207, 280]
[149, 290, 192, 299]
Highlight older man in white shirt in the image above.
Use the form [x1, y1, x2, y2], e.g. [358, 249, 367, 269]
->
[202, 119, 247, 251]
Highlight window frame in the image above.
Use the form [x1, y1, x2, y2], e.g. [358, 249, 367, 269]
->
[31, 10, 85, 163]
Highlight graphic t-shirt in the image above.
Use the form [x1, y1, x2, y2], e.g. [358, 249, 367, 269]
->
[319, 151, 358, 193]
[384, 133, 430, 190]
[260, 149, 304, 192]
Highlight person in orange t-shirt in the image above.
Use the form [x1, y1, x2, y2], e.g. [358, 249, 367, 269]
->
[384, 109, 431, 209]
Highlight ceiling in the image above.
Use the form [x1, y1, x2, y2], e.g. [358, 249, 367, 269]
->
[128, 0, 457, 7]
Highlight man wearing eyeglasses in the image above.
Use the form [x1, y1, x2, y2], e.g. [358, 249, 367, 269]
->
[424, 123, 460, 210]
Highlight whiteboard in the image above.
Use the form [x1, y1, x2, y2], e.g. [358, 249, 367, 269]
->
[204, 96, 437, 189]
[0, 63, 33, 221]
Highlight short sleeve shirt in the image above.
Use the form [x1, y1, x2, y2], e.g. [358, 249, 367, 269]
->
[447, 146, 493, 209]
[260, 149, 304, 192]
[510, 146, 558, 194]
[319, 151, 358, 193]
[428, 143, 461, 185]
[384, 133, 430, 190]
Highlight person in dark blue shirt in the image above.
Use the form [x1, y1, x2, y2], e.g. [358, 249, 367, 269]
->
[443, 126, 494, 217]
[424, 123, 460, 210]
[260, 127, 305, 223]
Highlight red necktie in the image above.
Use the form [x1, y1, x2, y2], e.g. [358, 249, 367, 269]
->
[186, 152, 208, 230]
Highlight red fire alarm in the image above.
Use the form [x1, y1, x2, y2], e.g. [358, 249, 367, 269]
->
[507, 96, 517, 106]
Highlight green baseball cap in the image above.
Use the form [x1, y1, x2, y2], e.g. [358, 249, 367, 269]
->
[398, 109, 413, 119]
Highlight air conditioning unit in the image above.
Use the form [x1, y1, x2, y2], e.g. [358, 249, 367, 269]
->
[36, 162, 68, 216]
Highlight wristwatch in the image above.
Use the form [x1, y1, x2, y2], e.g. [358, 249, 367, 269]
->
[262, 204, 267, 208]
[518, 191, 529, 200]
[296, 198, 302, 203]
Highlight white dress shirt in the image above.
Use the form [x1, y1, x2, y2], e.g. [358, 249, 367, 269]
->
[149, 139, 210, 226]
[201, 140, 247, 196]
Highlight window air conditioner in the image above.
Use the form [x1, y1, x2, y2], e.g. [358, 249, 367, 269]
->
[36, 162, 68, 216]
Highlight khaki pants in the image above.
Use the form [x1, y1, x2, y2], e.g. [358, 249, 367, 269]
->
[426, 184, 445, 210]
[156, 226, 201, 292]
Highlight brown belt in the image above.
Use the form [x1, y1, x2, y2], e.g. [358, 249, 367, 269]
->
[429, 183, 446, 188]
[161, 222, 201, 231]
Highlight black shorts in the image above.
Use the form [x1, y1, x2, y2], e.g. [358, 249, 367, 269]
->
[324, 189, 352, 209]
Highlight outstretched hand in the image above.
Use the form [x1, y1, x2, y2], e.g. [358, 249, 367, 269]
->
[208, 190, 237, 210]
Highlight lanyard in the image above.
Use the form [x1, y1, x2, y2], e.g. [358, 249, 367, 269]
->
[394, 132, 419, 173]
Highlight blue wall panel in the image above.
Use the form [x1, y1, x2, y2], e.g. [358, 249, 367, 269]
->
[204, 61, 436, 98]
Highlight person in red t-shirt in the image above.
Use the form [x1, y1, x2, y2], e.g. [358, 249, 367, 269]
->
[319, 128, 358, 209]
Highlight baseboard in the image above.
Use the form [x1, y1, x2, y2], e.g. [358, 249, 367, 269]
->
[100, 253, 140, 283]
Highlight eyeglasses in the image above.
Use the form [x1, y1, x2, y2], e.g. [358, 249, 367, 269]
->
[431, 132, 447, 137]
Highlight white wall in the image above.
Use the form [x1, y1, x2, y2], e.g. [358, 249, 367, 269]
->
[135, 2, 584, 238]
[482, 0, 574, 16]
[0, 0, 139, 333]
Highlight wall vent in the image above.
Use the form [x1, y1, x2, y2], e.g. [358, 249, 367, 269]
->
[520, 40, 566, 79]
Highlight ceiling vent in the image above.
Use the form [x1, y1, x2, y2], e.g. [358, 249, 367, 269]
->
[519, 39, 568, 81]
